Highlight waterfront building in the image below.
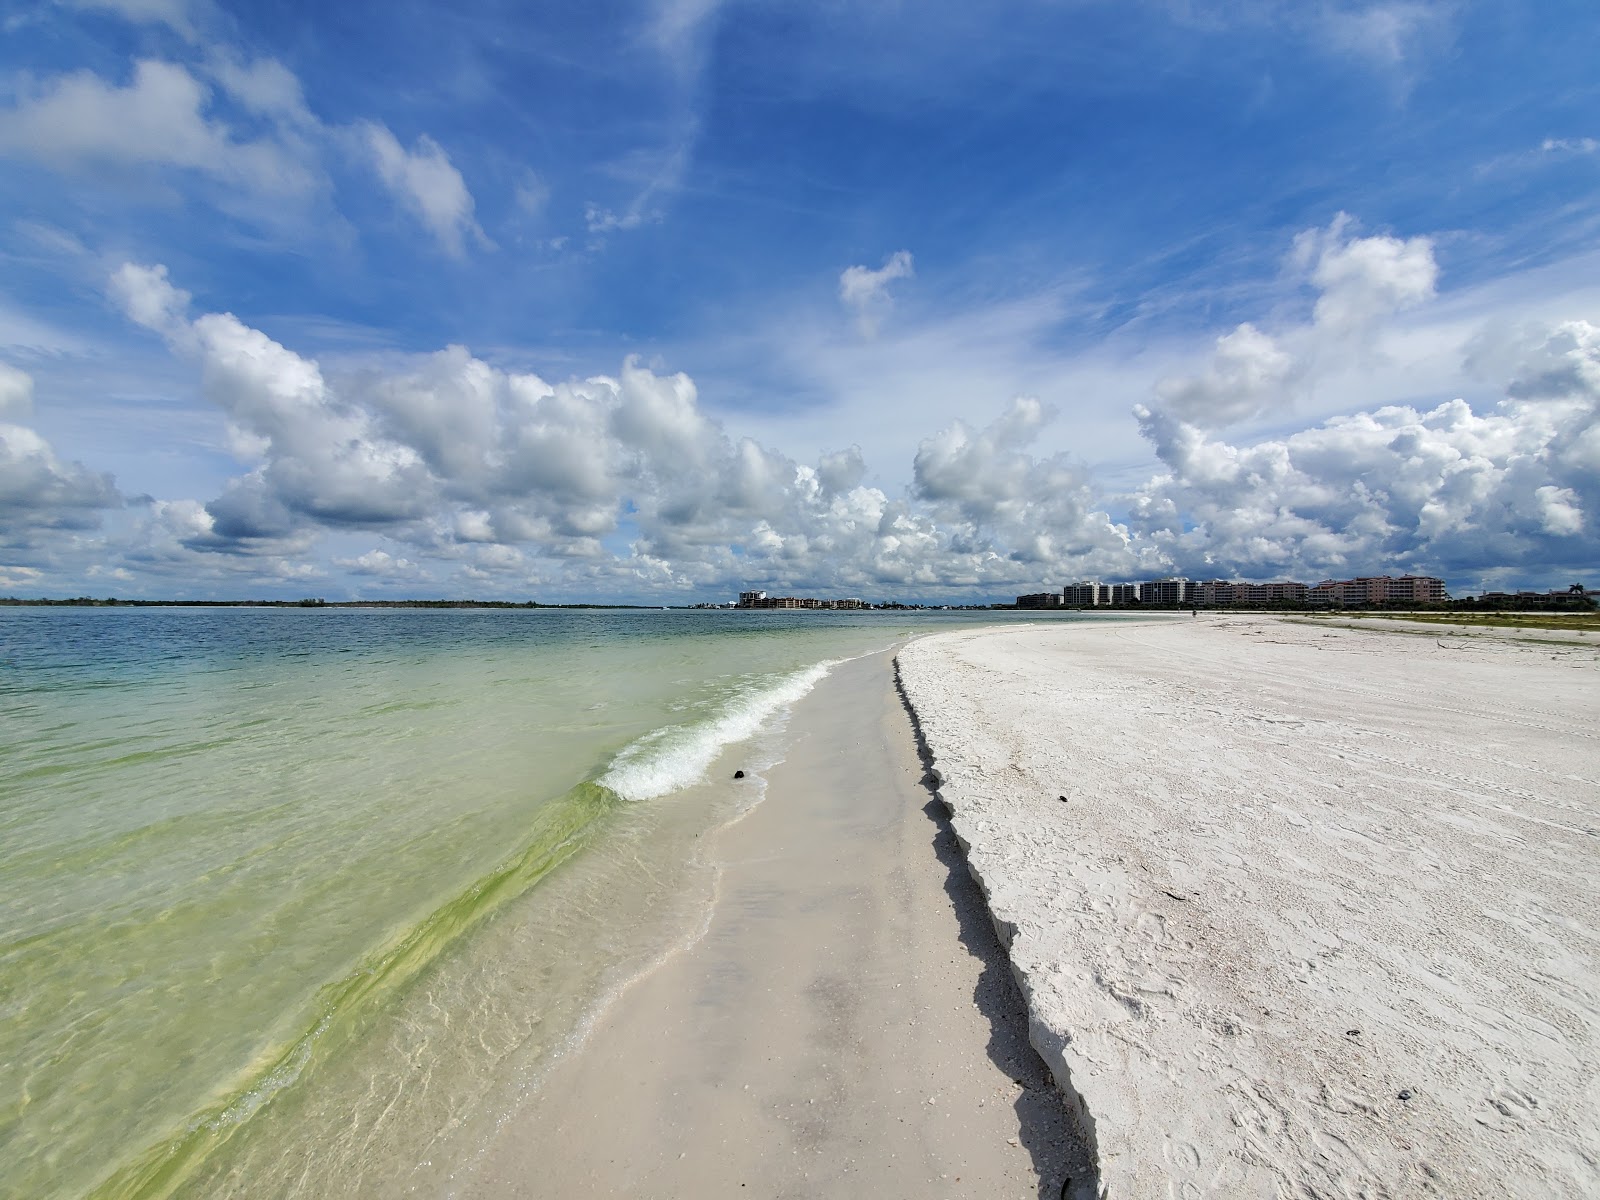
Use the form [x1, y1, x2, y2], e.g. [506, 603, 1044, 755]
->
[1062, 580, 1107, 607]
[1309, 575, 1447, 606]
[736, 591, 873, 610]
[1139, 577, 1193, 606]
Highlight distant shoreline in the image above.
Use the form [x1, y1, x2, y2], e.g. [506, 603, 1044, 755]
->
[4, 598, 1594, 622]
[0, 597, 1002, 611]
[0, 598, 652, 610]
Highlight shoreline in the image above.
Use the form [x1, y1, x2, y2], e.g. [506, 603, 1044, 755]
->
[457, 647, 1096, 1198]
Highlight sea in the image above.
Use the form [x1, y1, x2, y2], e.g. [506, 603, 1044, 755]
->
[0, 604, 1081, 1199]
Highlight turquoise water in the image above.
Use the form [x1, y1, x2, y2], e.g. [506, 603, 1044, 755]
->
[1, 606, 1063, 1198]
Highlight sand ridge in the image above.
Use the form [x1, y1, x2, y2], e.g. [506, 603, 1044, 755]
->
[897, 615, 1599, 1198]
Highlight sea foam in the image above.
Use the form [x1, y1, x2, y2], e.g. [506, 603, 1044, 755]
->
[599, 659, 840, 801]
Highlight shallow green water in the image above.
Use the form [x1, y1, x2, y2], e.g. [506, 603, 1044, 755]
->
[0, 606, 1063, 1197]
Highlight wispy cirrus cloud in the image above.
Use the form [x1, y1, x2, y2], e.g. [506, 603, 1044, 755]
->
[1542, 137, 1598, 157]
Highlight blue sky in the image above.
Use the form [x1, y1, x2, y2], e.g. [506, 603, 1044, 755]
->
[2, 0, 1598, 601]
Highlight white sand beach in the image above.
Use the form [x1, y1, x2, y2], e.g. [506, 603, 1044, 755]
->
[898, 615, 1600, 1198]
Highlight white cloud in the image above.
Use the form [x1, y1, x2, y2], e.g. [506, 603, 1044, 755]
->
[0, 45, 480, 256]
[1504, 318, 1600, 402]
[1155, 323, 1297, 428]
[207, 54, 314, 127]
[912, 397, 1138, 570]
[0, 421, 120, 542]
[63, 0, 201, 40]
[514, 170, 550, 218]
[84, 238, 1600, 599]
[1541, 137, 1599, 156]
[1147, 216, 1439, 431]
[333, 548, 427, 579]
[1318, 2, 1449, 69]
[0, 361, 34, 419]
[585, 204, 644, 234]
[0, 363, 119, 546]
[0, 59, 316, 195]
[839, 250, 915, 336]
[649, 0, 726, 65]
[1129, 318, 1600, 581]
[0, 564, 45, 590]
[108, 262, 193, 339]
[102, 261, 1142, 594]
[113, 263, 435, 540]
[1535, 485, 1583, 537]
[1293, 213, 1438, 339]
[362, 122, 488, 256]
[584, 143, 692, 235]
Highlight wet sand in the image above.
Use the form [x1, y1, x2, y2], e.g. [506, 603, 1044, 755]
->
[460, 648, 1095, 1198]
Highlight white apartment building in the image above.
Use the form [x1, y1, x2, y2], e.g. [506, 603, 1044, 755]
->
[1139, 577, 1193, 605]
[1062, 580, 1108, 606]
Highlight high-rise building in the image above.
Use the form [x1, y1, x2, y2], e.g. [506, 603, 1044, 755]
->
[1062, 580, 1105, 606]
[1139, 577, 1192, 605]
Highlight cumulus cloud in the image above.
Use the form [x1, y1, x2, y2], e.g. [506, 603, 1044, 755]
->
[89, 246, 1600, 600]
[1149, 215, 1439, 430]
[108, 262, 193, 339]
[0, 424, 119, 533]
[362, 123, 488, 256]
[0, 363, 119, 549]
[839, 250, 915, 336]
[1292, 213, 1437, 339]
[101, 262, 1150, 596]
[913, 397, 1139, 569]
[1129, 318, 1599, 581]
[1155, 323, 1297, 427]
[1504, 319, 1600, 402]
[0, 59, 316, 196]
[114, 265, 435, 544]
[0, 40, 480, 256]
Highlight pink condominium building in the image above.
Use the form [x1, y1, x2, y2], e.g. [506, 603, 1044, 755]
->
[1192, 579, 1309, 606]
[1051, 574, 1448, 608]
[1307, 575, 1448, 606]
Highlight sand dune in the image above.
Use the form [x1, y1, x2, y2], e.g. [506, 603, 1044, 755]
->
[897, 615, 1599, 1198]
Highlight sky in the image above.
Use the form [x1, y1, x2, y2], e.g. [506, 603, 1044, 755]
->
[1, 0, 1598, 603]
